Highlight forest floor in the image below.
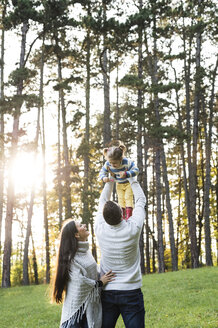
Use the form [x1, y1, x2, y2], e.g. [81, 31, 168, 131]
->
[0, 266, 217, 328]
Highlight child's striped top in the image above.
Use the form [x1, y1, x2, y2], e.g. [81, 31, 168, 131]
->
[99, 157, 139, 184]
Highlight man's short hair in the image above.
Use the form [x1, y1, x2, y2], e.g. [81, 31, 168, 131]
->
[103, 201, 122, 225]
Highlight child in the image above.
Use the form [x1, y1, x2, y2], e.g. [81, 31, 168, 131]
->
[99, 141, 139, 220]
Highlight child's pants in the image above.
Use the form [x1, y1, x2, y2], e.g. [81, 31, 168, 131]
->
[116, 182, 133, 208]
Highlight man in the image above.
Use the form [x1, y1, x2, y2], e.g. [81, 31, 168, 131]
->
[94, 177, 146, 328]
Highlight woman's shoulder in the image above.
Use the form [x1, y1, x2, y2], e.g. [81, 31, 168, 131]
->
[74, 251, 96, 267]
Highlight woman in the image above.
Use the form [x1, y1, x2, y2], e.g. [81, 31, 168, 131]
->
[52, 219, 115, 328]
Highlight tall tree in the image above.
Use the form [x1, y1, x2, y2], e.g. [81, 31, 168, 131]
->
[137, 0, 145, 274]
[143, 139, 150, 273]
[41, 75, 50, 284]
[203, 56, 218, 266]
[187, 0, 203, 268]
[57, 94, 63, 230]
[2, 21, 29, 287]
[22, 37, 44, 285]
[151, 7, 165, 273]
[43, 0, 74, 222]
[160, 146, 178, 271]
[101, 0, 111, 146]
[82, 1, 91, 229]
[2, 0, 41, 288]
[0, 0, 6, 255]
[56, 50, 72, 219]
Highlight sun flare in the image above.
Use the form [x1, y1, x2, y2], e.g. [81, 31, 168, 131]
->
[11, 152, 43, 194]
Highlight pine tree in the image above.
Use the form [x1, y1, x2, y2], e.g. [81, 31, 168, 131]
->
[0, 0, 6, 257]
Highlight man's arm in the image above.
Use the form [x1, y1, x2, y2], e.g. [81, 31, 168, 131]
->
[95, 181, 114, 228]
[128, 177, 146, 227]
[98, 180, 114, 211]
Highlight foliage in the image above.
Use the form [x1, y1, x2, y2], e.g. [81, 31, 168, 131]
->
[9, 68, 37, 86]
[3, 0, 41, 29]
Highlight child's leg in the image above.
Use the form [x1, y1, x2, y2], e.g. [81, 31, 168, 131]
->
[116, 183, 126, 219]
[125, 183, 134, 220]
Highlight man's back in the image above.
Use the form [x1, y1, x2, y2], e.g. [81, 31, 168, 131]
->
[95, 179, 146, 291]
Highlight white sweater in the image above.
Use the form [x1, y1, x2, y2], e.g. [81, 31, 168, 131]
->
[60, 241, 102, 328]
[94, 179, 146, 291]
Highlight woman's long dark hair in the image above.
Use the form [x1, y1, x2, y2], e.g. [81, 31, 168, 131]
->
[52, 219, 78, 303]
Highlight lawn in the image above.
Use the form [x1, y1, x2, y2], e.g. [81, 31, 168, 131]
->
[0, 267, 217, 328]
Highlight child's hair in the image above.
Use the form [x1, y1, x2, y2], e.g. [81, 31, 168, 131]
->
[103, 140, 126, 161]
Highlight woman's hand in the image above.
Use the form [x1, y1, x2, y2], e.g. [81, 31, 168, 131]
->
[103, 177, 110, 182]
[100, 270, 115, 286]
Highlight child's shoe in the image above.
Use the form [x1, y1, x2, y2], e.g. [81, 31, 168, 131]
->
[125, 207, 133, 220]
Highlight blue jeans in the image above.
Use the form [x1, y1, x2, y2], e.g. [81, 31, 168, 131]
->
[101, 288, 145, 328]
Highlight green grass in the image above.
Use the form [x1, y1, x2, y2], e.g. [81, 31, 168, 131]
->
[140, 267, 218, 328]
[0, 267, 217, 328]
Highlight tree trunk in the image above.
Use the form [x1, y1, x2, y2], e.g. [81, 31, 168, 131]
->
[0, 2, 6, 254]
[155, 145, 165, 273]
[176, 153, 182, 263]
[197, 136, 205, 263]
[115, 57, 119, 140]
[216, 163, 218, 266]
[2, 22, 28, 288]
[137, 0, 145, 274]
[30, 232, 38, 285]
[152, 15, 164, 273]
[160, 145, 178, 271]
[182, 15, 199, 268]
[102, 1, 111, 146]
[137, 0, 143, 186]
[152, 156, 156, 273]
[57, 95, 63, 230]
[41, 69, 50, 284]
[90, 218, 97, 262]
[22, 37, 44, 285]
[203, 56, 217, 266]
[57, 56, 72, 219]
[83, 3, 91, 227]
[183, 13, 199, 269]
[172, 65, 190, 220]
[189, 3, 203, 268]
[143, 140, 150, 273]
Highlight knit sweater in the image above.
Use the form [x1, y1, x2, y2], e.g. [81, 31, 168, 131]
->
[94, 179, 146, 291]
[60, 241, 102, 328]
[99, 157, 139, 184]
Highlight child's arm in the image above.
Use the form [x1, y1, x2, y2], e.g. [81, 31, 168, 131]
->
[125, 160, 139, 178]
[99, 162, 109, 181]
